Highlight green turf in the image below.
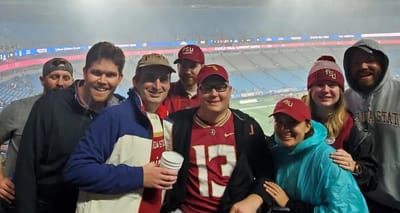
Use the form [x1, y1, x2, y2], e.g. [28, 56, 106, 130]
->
[230, 92, 306, 135]
[230, 96, 275, 135]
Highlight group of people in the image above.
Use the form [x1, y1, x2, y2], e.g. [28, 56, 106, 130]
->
[0, 38, 398, 213]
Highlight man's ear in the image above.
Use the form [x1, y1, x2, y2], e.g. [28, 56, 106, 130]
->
[39, 76, 45, 86]
[82, 67, 88, 79]
[132, 75, 137, 87]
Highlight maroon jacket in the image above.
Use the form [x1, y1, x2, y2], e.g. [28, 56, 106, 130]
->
[164, 81, 199, 113]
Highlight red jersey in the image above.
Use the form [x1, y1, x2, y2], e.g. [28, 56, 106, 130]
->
[180, 111, 237, 213]
[138, 112, 166, 213]
[164, 81, 199, 113]
[328, 112, 354, 149]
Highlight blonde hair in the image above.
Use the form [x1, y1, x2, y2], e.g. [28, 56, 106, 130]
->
[303, 91, 346, 138]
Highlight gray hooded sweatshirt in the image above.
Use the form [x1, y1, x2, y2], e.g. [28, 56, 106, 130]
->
[343, 39, 400, 210]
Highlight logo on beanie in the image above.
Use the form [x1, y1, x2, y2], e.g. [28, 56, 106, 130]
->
[182, 46, 194, 55]
[282, 99, 293, 107]
[325, 69, 337, 80]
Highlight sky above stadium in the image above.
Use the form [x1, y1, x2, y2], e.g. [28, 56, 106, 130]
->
[0, 0, 399, 48]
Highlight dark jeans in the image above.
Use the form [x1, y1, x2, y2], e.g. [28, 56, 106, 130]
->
[366, 197, 400, 213]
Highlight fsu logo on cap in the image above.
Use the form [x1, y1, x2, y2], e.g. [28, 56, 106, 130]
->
[282, 99, 293, 107]
[207, 65, 220, 72]
[182, 46, 194, 55]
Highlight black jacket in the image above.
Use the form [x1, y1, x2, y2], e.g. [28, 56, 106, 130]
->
[15, 81, 124, 213]
[161, 108, 274, 213]
[345, 115, 378, 192]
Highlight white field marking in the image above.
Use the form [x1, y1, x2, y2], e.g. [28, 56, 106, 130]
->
[238, 104, 275, 111]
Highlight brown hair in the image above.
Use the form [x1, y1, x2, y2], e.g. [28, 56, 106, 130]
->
[85, 41, 125, 74]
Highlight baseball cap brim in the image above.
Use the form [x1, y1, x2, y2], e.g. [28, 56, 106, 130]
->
[269, 111, 305, 123]
[173, 59, 180, 64]
[137, 64, 176, 73]
[347, 45, 374, 55]
[173, 58, 202, 64]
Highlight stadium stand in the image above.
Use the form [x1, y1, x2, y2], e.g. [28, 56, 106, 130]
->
[1, 42, 400, 112]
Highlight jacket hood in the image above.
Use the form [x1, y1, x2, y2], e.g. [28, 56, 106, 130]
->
[343, 39, 389, 94]
[274, 120, 327, 155]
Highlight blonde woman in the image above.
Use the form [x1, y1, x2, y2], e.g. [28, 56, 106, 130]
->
[304, 55, 377, 192]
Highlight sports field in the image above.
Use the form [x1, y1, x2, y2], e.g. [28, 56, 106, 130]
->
[230, 92, 306, 135]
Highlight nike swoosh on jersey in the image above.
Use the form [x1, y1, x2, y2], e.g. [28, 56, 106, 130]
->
[224, 132, 235, 137]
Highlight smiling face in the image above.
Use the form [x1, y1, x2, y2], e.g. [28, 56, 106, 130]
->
[133, 66, 171, 112]
[198, 75, 232, 115]
[177, 59, 203, 89]
[82, 58, 123, 106]
[349, 48, 384, 92]
[310, 80, 341, 108]
[273, 113, 312, 149]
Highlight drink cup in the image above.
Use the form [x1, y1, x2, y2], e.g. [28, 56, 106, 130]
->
[160, 151, 184, 171]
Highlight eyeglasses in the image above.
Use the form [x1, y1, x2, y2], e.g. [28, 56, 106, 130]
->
[199, 83, 229, 93]
[140, 73, 170, 83]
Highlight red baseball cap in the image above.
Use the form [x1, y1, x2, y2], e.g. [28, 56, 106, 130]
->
[174, 44, 205, 64]
[270, 98, 311, 122]
[197, 64, 229, 85]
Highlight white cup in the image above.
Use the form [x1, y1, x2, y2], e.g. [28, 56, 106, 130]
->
[160, 151, 184, 171]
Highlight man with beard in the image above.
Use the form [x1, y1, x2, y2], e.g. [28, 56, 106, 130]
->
[0, 57, 74, 212]
[164, 44, 205, 113]
[64, 53, 178, 213]
[343, 39, 400, 212]
[14, 42, 125, 213]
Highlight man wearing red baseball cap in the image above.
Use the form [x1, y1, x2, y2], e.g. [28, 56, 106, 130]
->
[164, 44, 205, 113]
[161, 64, 274, 213]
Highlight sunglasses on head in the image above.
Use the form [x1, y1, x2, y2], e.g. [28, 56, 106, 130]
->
[199, 83, 229, 93]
